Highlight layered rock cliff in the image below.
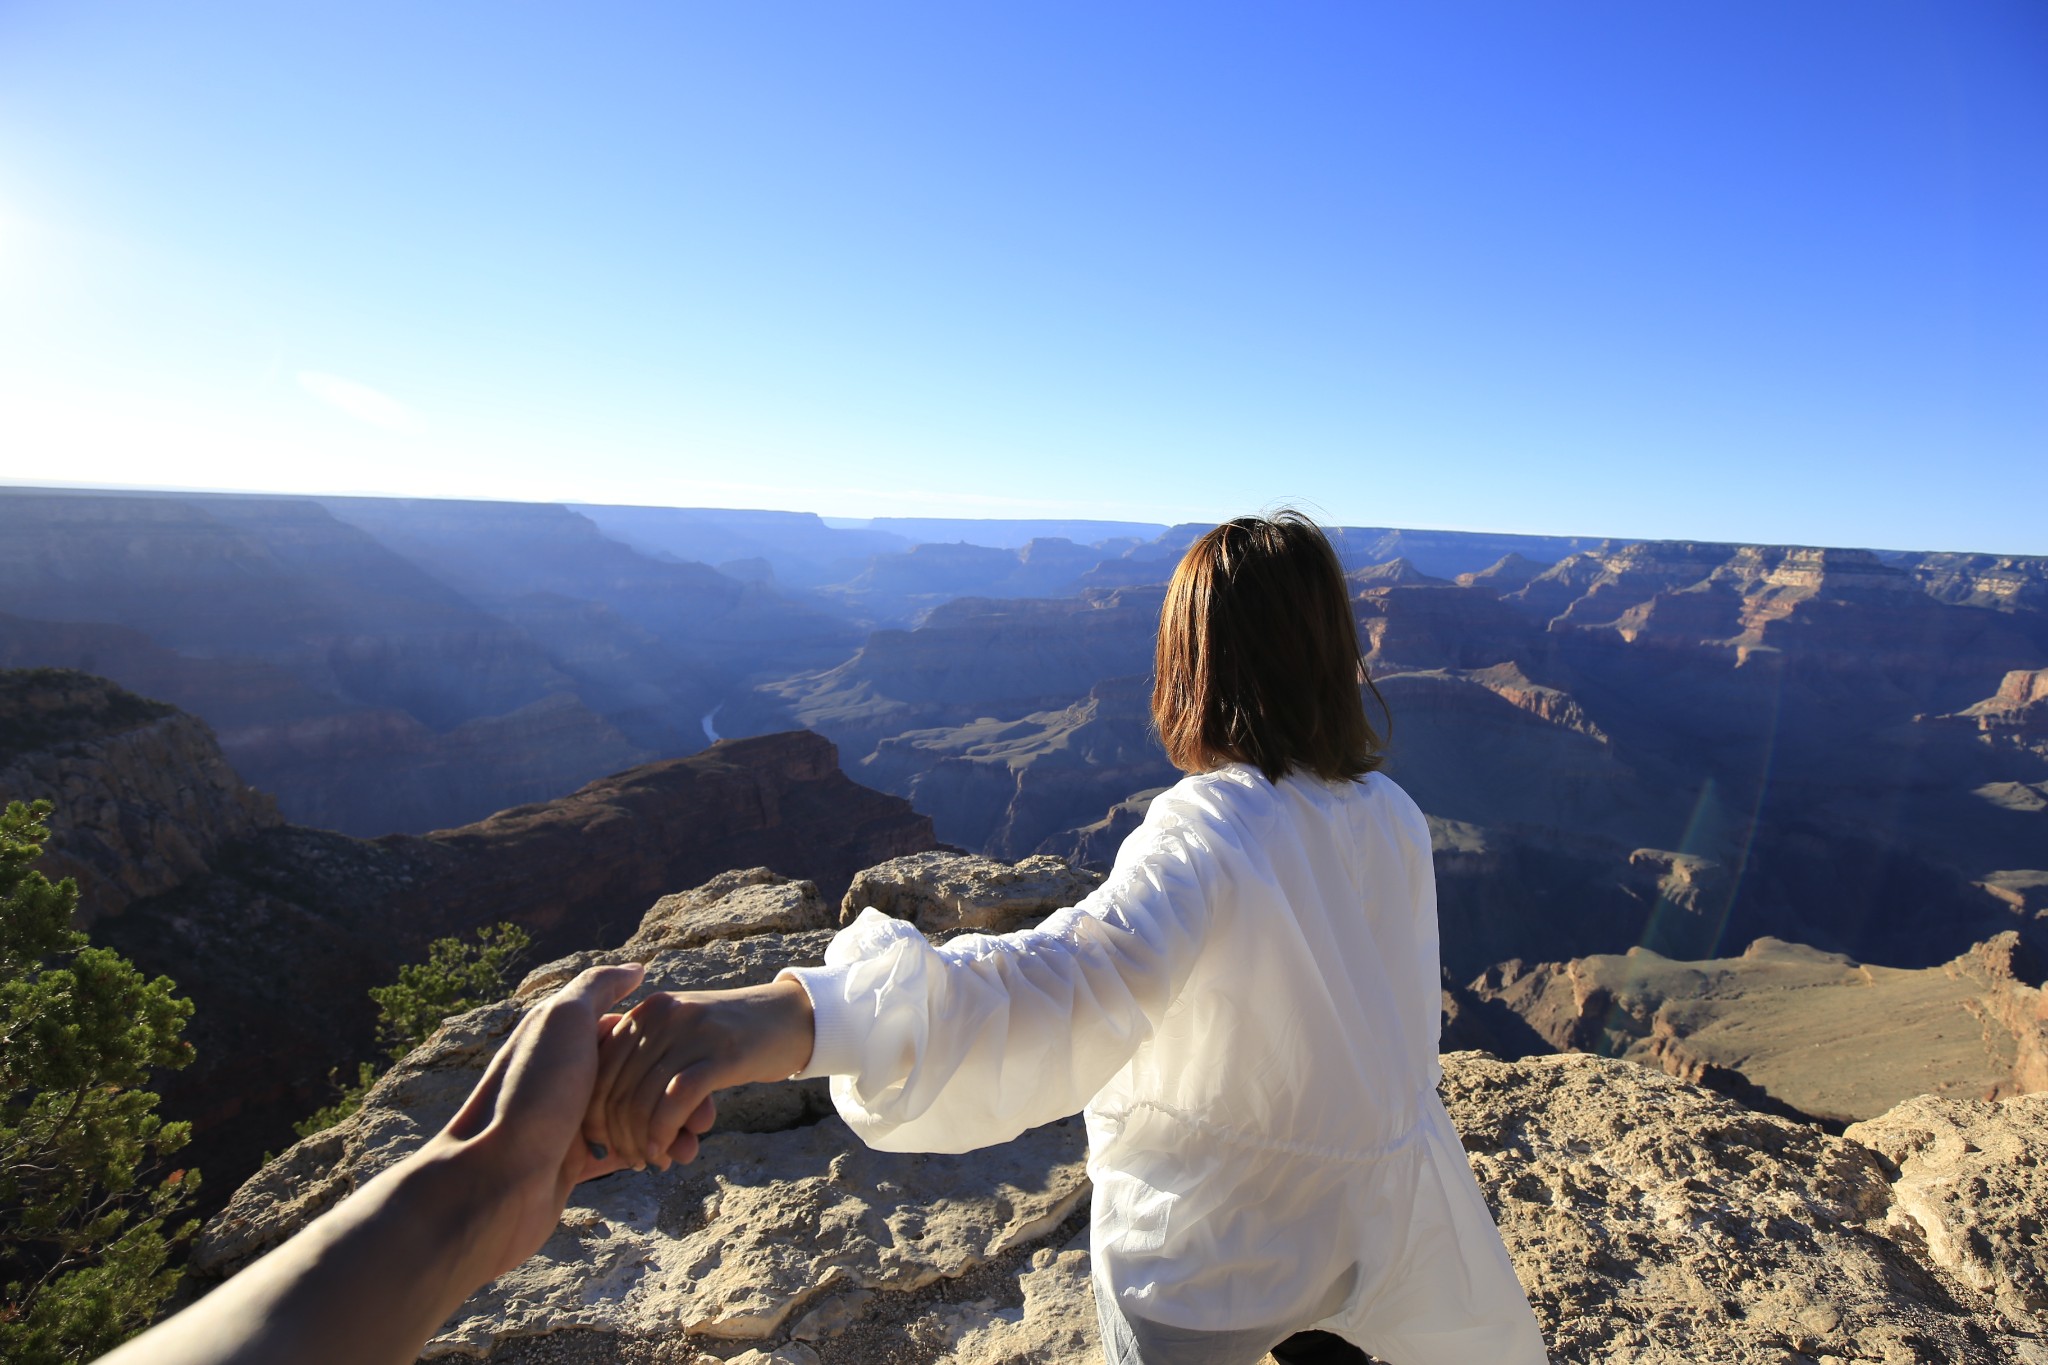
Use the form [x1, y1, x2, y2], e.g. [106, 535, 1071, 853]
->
[1465, 933, 2048, 1127]
[67, 718, 938, 1216]
[1946, 668, 2048, 759]
[0, 490, 867, 835]
[775, 534, 2048, 991]
[0, 669, 279, 924]
[193, 858, 2048, 1364]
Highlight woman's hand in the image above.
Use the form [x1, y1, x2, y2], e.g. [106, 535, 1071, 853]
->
[584, 978, 816, 1174]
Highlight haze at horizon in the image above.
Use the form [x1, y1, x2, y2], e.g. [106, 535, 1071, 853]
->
[1, 1, 2043, 554]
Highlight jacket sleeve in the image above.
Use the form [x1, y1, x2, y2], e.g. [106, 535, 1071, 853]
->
[779, 795, 1223, 1154]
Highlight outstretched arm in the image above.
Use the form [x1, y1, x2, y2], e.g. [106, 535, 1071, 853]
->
[795, 797, 1221, 1153]
[590, 795, 1220, 1164]
[96, 962, 705, 1365]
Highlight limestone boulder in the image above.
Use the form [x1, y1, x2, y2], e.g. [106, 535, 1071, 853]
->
[515, 868, 831, 999]
[839, 852, 1103, 935]
[1847, 1092, 2048, 1326]
[441, 1115, 1086, 1355]
[622, 870, 833, 956]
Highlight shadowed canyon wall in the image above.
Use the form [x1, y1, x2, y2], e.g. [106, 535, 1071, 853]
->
[0, 669, 937, 1214]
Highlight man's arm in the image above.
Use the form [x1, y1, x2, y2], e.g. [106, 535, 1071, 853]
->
[97, 962, 706, 1365]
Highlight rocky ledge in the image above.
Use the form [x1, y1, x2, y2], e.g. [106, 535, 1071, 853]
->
[1463, 932, 2048, 1127]
[194, 856, 2048, 1364]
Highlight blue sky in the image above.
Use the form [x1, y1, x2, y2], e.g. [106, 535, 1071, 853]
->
[1, 2, 2042, 552]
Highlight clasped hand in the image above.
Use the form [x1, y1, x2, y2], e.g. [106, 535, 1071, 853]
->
[582, 976, 818, 1173]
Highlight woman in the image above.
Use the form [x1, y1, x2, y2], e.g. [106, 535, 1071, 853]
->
[589, 512, 1547, 1364]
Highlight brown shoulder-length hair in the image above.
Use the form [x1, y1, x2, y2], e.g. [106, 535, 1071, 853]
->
[1151, 511, 1388, 783]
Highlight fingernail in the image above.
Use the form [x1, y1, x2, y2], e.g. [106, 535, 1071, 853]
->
[587, 1142, 607, 1161]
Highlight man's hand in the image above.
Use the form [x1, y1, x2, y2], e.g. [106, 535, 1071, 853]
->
[427, 962, 715, 1283]
[584, 979, 815, 1174]
[92, 961, 715, 1365]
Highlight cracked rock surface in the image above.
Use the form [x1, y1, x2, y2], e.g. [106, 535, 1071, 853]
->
[1847, 1092, 2048, 1327]
[1447, 1051, 2045, 1364]
[838, 852, 1104, 936]
[442, 1113, 1087, 1354]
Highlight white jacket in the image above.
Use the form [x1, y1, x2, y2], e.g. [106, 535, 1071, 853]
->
[786, 765, 1547, 1364]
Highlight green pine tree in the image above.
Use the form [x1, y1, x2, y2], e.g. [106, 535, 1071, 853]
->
[295, 921, 530, 1137]
[0, 799, 198, 1364]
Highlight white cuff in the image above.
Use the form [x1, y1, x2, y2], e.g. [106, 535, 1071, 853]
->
[778, 964, 863, 1080]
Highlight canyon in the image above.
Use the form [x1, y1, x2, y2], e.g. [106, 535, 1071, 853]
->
[5, 486, 2048, 1313]
[13, 490, 2040, 983]
[765, 541, 2048, 981]
[0, 489, 1622, 845]
[3, 668, 936, 1210]
[7, 648, 2046, 1359]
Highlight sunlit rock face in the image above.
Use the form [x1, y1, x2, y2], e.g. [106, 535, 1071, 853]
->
[1944, 667, 2048, 760]
[0, 668, 280, 925]
[1904, 553, 2048, 613]
[836, 851, 1105, 935]
[194, 862, 2047, 1365]
[1465, 931, 2048, 1127]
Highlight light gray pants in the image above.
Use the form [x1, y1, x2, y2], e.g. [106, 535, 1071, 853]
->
[1097, 1297, 1290, 1365]
[1093, 1268, 1360, 1365]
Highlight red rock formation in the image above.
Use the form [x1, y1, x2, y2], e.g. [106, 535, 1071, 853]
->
[86, 724, 937, 1217]
[421, 730, 937, 953]
[1945, 668, 2048, 757]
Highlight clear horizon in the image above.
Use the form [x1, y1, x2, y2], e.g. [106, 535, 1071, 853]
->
[3, 2, 2044, 554]
[7, 476, 2011, 558]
